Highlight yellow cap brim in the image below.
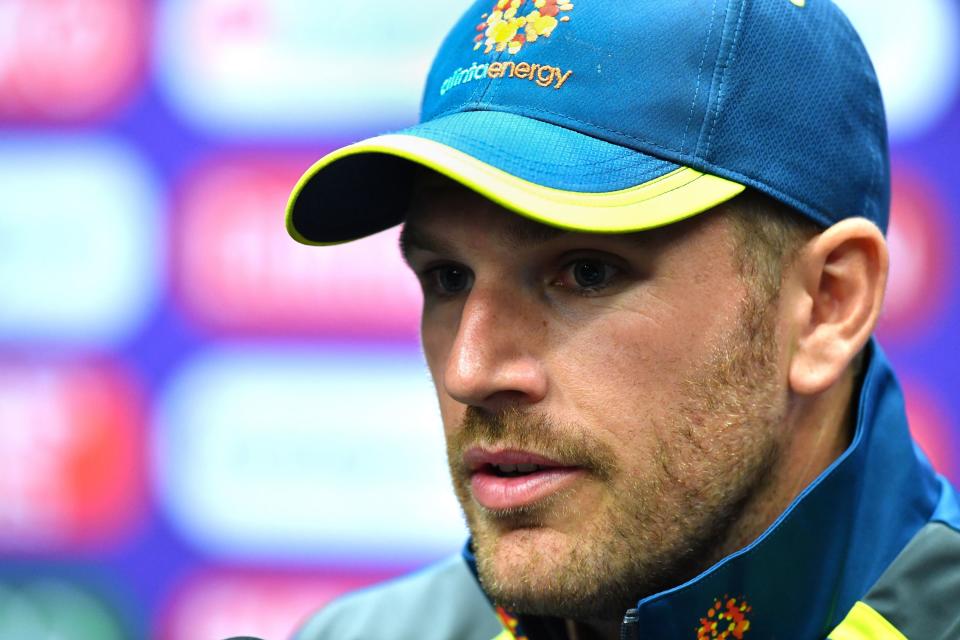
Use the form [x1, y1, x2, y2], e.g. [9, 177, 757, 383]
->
[287, 133, 745, 246]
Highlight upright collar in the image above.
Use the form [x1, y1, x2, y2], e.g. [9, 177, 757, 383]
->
[463, 339, 943, 639]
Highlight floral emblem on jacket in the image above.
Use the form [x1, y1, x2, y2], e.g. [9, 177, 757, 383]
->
[697, 596, 752, 639]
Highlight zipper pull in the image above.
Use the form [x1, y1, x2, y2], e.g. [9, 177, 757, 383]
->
[620, 608, 640, 640]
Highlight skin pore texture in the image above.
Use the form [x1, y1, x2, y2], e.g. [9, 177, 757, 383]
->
[400, 178, 888, 640]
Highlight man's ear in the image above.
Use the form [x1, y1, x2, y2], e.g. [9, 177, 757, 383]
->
[786, 218, 889, 395]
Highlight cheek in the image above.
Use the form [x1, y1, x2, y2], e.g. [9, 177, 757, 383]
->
[544, 299, 741, 443]
[548, 316, 691, 404]
[437, 397, 466, 444]
[420, 319, 462, 433]
[421, 313, 454, 378]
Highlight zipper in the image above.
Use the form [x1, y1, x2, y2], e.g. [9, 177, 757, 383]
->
[620, 608, 640, 640]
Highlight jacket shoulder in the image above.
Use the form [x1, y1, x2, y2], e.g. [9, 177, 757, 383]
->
[860, 520, 960, 639]
[830, 519, 960, 640]
[293, 555, 503, 640]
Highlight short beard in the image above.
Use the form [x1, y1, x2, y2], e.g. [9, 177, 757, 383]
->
[445, 293, 785, 621]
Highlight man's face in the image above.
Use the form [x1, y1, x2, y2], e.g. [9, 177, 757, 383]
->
[402, 183, 790, 620]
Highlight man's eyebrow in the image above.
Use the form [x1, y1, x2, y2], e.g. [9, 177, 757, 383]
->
[399, 224, 453, 263]
[500, 219, 571, 248]
[399, 215, 655, 263]
[400, 216, 573, 262]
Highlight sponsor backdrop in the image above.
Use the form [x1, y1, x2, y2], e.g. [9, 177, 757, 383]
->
[0, 1, 958, 638]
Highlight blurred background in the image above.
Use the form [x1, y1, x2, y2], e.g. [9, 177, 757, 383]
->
[0, 1, 958, 638]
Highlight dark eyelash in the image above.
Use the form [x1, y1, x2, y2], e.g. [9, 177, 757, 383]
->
[560, 260, 620, 296]
[419, 263, 472, 298]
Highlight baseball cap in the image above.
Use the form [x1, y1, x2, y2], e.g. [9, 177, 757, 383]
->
[286, 0, 890, 246]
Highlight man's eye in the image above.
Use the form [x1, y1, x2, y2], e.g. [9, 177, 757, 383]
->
[556, 260, 619, 293]
[425, 264, 473, 296]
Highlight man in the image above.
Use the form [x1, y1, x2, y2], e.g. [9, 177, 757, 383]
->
[285, 1, 960, 638]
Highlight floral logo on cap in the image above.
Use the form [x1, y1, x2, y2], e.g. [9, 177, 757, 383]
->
[474, 0, 574, 55]
[696, 596, 752, 640]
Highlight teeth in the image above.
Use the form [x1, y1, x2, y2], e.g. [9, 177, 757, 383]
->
[493, 463, 542, 474]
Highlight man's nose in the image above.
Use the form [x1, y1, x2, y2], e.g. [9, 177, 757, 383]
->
[442, 287, 548, 412]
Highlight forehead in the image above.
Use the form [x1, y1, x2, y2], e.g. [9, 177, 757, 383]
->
[400, 172, 727, 258]
[403, 179, 566, 250]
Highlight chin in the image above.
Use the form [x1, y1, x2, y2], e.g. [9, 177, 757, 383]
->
[472, 523, 635, 620]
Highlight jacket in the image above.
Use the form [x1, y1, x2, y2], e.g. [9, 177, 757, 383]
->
[294, 340, 960, 639]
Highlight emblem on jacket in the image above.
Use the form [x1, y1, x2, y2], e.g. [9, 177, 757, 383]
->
[696, 596, 752, 640]
[475, 0, 574, 54]
[495, 606, 530, 640]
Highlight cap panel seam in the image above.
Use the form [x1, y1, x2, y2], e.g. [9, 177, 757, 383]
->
[457, 14, 513, 115]
[471, 14, 517, 114]
[468, 60, 504, 111]
[704, 0, 748, 160]
[691, 0, 738, 157]
[680, 0, 721, 156]
[854, 32, 884, 219]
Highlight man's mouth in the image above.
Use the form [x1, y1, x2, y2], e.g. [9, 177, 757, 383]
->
[487, 463, 549, 477]
[463, 448, 586, 511]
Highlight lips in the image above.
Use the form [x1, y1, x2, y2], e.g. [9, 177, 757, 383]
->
[463, 448, 585, 511]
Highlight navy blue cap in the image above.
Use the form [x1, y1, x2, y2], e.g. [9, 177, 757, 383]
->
[287, 0, 890, 245]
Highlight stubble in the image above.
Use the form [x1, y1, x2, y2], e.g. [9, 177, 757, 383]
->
[445, 293, 785, 621]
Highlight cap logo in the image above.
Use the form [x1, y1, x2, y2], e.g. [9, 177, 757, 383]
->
[474, 0, 574, 55]
[439, 59, 573, 96]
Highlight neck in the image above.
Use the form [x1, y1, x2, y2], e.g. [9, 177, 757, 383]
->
[565, 618, 619, 640]
[706, 365, 857, 568]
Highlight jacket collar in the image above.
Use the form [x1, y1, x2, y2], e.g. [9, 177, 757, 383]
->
[463, 339, 942, 638]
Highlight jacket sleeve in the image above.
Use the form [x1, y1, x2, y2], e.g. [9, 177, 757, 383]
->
[292, 555, 504, 640]
[828, 521, 960, 640]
